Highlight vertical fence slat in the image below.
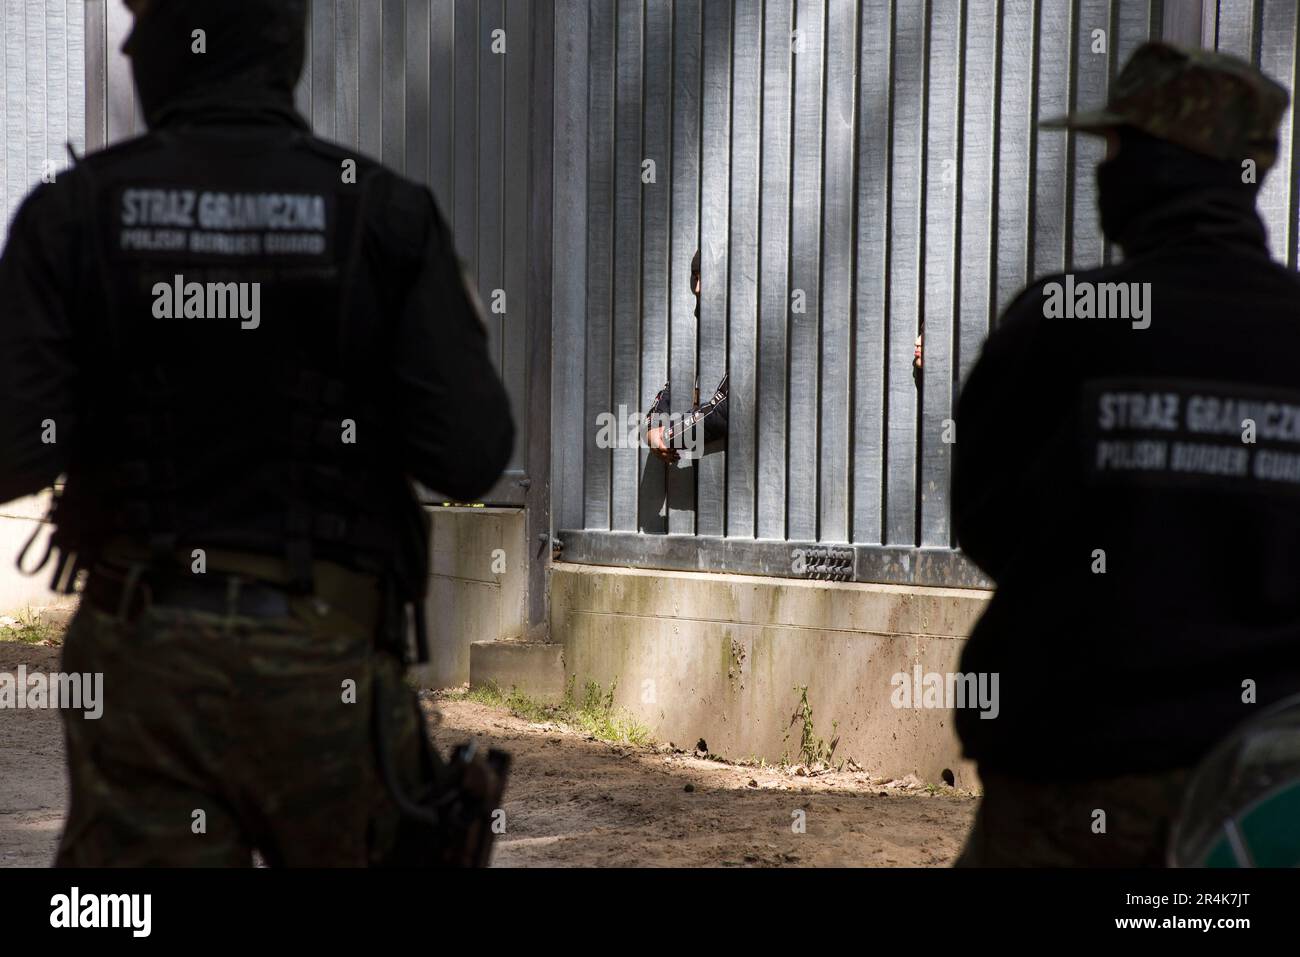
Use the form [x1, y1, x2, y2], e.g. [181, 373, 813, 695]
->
[817, 0, 854, 544]
[786, 0, 824, 542]
[335, 0, 360, 150]
[380, 0, 405, 174]
[357, 0, 381, 159]
[1216, 0, 1255, 59]
[758, 0, 793, 542]
[668, 0, 702, 534]
[1256, 0, 1297, 268]
[311, 0, 336, 139]
[504, 0, 532, 472]
[104, 0, 134, 145]
[995, 0, 1034, 318]
[584, 0, 616, 529]
[1034, 0, 1073, 278]
[25, 2, 46, 185]
[6, 2, 28, 232]
[67, 0, 84, 157]
[46, 1, 67, 177]
[479, 0, 506, 388]
[851, 0, 890, 544]
[919, 0, 961, 548]
[552, 0, 589, 531]
[1072, 0, 1111, 273]
[609, 0, 643, 531]
[638, 0, 673, 534]
[726, 0, 762, 540]
[295, 0, 313, 121]
[407, 0, 433, 188]
[885, 0, 924, 544]
[83, 0, 106, 157]
[454, 0, 479, 277]
[1115, 0, 1158, 66]
[428, 0, 454, 213]
[957, 0, 996, 391]
[697, 0, 732, 537]
[2, 2, 10, 218]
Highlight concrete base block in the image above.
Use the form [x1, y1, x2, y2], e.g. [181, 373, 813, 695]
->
[416, 506, 528, 689]
[470, 640, 566, 704]
[553, 564, 993, 788]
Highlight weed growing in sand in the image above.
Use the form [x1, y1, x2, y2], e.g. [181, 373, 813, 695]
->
[784, 685, 842, 771]
[0, 609, 62, 647]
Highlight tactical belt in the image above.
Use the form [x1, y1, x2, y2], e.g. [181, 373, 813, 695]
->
[86, 539, 384, 632]
[85, 564, 293, 623]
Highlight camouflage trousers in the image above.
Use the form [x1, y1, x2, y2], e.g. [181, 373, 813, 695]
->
[955, 766, 1191, 867]
[56, 588, 433, 867]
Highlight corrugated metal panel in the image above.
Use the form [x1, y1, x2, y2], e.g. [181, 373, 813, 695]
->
[2, 1, 84, 240]
[559, 0, 1171, 572]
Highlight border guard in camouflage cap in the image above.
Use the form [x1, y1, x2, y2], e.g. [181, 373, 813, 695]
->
[951, 42, 1300, 867]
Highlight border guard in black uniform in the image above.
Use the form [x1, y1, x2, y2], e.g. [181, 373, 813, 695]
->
[0, 0, 514, 866]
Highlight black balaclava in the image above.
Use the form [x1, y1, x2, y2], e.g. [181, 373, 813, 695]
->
[1096, 126, 1259, 248]
[124, 0, 308, 128]
[691, 249, 701, 320]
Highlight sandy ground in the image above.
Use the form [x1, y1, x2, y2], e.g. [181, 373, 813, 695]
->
[431, 695, 978, 867]
[0, 640, 67, 867]
[1, 634, 977, 868]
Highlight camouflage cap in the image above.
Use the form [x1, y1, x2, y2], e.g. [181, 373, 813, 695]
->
[1042, 42, 1290, 171]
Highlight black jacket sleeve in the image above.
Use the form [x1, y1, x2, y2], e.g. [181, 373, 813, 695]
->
[703, 391, 728, 443]
[648, 383, 671, 418]
[952, 281, 1058, 581]
[0, 183, 79, 505]
[388, 188, 514, 501]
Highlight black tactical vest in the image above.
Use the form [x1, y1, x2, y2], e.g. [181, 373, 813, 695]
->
[33, 125, 427, 598]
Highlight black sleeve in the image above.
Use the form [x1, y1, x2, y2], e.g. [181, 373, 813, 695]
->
[703, 392, 728, 443]
[648, 383, 671, 417]
[952, 284, 1054, 581]
[0, 183, 78, 505]
[388, 189, 514, 501]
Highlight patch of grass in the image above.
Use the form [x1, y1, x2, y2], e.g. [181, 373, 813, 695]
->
[0, 608, 62, 646]
[448, 675, 652, 747]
